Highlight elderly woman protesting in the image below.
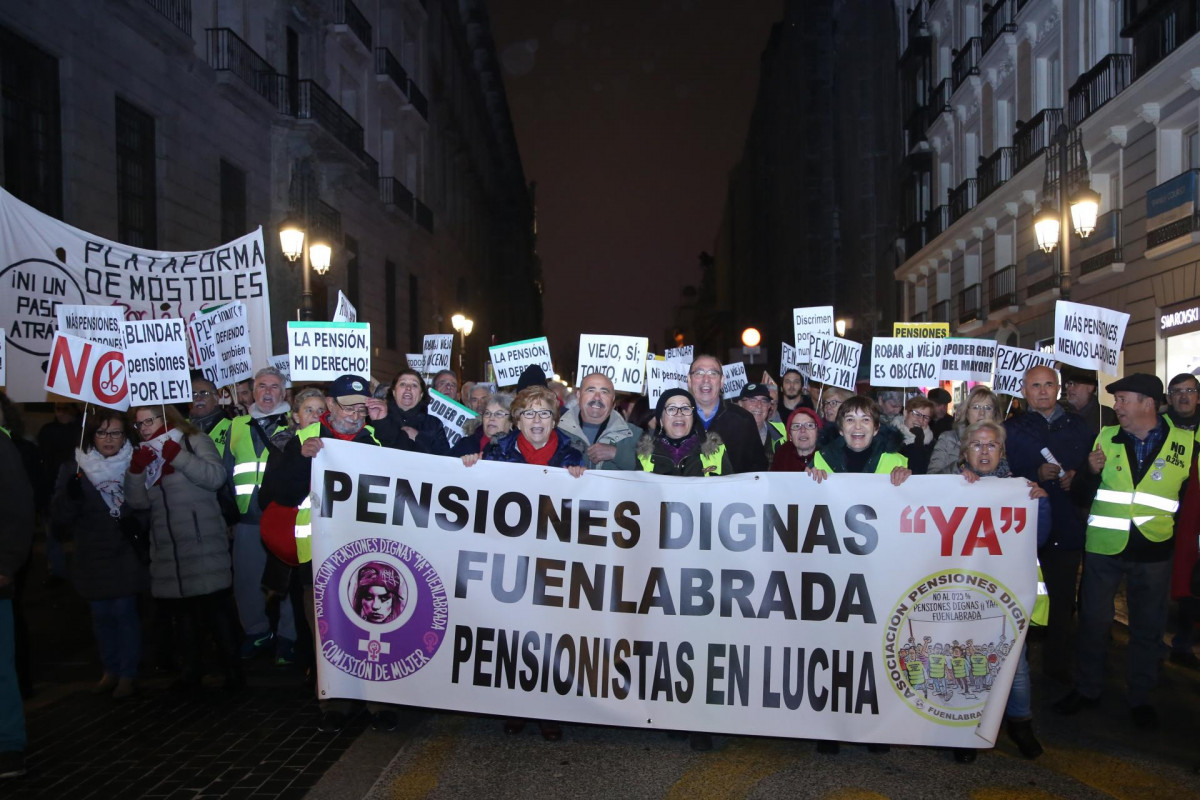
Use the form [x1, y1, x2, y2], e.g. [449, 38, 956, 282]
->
[928, 385, 1004, 475]
[463, 385, 585, 474]
[636, 388, 731, 476]
[451, 392, 514, 457]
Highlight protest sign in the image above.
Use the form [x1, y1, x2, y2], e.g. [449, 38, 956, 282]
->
[894, 322, 950, 338]
[0, 330, 5, 385]
[426, 389, 479, 448]
[189, 301, 253, 387]
[808, 335, 861, 392]
[0, 187, 271, 402]
[992, 345, 1057, 396]
[793, 306, 835, 360]
[333, 290, 358, 323]
[940, 339, 997, 383]
[423, 334, 454, 376]
[270, 353, 292, 387]
[311, 442, 1036, 747]
[43, 332, 128, 410]
[646, 357, 688, 405]
[577, 334, 648, 393]
[721, 362, 748, 399]
[869, 338, 942, 388]
[780, 342, 801, 377]
[489, 337, 553, 387]
[55, 304, 125, 349]
[1054, 300, 1128, 374]
[288, 322, 371, 382]
[406, 354, 425, 374]
[123, 319, 191, 404]
[664, 345, 693, 364]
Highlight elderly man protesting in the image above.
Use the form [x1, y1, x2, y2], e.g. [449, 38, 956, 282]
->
[687, 354, 767, 474]
[557, 372, 642, 470]
[1056, 374, 1195, 729]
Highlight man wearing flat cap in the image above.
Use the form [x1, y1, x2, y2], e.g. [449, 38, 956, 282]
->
[1059, 364, 1117, 435]
[1057, 373, 1195, 729]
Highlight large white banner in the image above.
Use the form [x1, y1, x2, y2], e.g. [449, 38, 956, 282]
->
[310, 443, 1037, 748]
[0, 187, 271, 402]
[1054, 300, 1128, 374]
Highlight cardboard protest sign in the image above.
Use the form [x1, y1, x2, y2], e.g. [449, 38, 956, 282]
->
[577, 334, 648, 393]
[992, 345, 1057, 396]
[43, 332, 128, 410]
[664, 345, 693, 364]
[288, 322, 371, 382]
[808, 335, 861, 392]
[123, 319, 191, 404]
[868, 338, 942, 388]
[423, 334, 454, 376]
[189, 301, 253, 387]
[55, 304, 125, 349]
[333, 290, 358, 323]
[893, 322, 950, 338]
[721, 362, 748, 399]
[406, 353, 425, 374]
[270, 353, 292, 387]
[780, 342, 800, 377]
[0, 330, 5, 386]
[646, 357, 688, 405]
[1054, 300, 1128, 374]
[489, 337, 553, 387]
[793, 306, 835, 360]
[940, 339, 997, 383]
[426, 388, 479, 448]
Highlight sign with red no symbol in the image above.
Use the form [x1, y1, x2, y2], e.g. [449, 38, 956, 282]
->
[42, 332, 129, 410]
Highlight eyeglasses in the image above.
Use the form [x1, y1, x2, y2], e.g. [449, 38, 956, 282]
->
[689, 369, 720, 378]
[789, 422, 817, 431]
[908, 411, 931, 422]
[135, 415, 162, 429]
[822, 399, 843, 409]
[482, 410, 509, 419]
[1171, 387, 1199, 396]
[969, 404, 994, 413]
[663, 405, 694, 417]
[95, 430, 125, 439]
[335, 399, 368, 417]
[518, 409, 554, 420]
[968, 441, 999, 452]
[192, 390, 213, 398]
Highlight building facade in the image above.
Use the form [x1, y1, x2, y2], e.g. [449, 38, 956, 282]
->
[896, 0, 1200, 382]
[0, 0, 541, 383]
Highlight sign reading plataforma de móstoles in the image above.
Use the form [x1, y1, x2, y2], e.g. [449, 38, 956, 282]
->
[310, 441, 1037, 747]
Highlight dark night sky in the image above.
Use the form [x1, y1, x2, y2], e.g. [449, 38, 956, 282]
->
[488, 0, 783, 368]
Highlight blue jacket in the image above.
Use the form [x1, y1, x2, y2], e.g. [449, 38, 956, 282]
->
[482, 430, 584, 468]
[1004, 408, 1092, 550]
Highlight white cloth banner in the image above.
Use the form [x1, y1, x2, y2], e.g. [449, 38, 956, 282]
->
[808, 335, 861, 392]
[288, 322, 371, 382]
[992, 346, 1057, 397]
[793, 306, 835, 361]
[423, 334, 454, 376]
[0, 330, 6, 386]
[189, 301, 253, 387]
[646, 358, 688, 404]
[869, 338, 942, 389]
[426, 388, 478, 448]
[489, 337, 553, 387]
[940, 339, 997, 383]
[577, 334, 648, 393]
[333, 291, 358, 323]
[1054, 300, 1128, 374]
[43, 332, 129, 410]
[0, 187, 271, 402]
[55, 304, 125, 349]
[721, 362, 748, 399]
[310, 443, 1037, 747]
[123, 319, 192, 404]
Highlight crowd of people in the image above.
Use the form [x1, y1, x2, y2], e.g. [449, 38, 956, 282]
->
[1, 353, 1197, 779]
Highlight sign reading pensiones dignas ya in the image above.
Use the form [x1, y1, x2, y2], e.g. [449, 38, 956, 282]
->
[310, 441, 1037, 748]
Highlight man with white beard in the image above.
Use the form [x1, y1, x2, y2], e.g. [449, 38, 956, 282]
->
[557, 372, 642, 470]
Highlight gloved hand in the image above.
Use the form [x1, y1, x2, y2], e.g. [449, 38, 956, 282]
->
[66, 473, 84, 501]
[161, 439, 182, 464]
[129, 446, 156, 474]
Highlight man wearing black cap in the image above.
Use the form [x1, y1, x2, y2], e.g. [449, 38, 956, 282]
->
[1059, 364, 1117, 435]
[1057, 373, 1195, 729]
[927, 388, 953, 438]
[686, 355, 767, 473]
[737, 383, 785, 462]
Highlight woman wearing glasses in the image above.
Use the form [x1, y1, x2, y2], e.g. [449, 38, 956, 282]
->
[124, 405, 241, 692]
[636, 388, 731, 476]
[928, 385, 1004, 475]
[450, 392, 513, 456]
[50, 409, 147, 699]
[898, 395, 937, 475]
[770, 406, 823, 472]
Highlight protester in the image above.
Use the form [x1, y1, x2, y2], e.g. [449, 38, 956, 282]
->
[432, 369, 458, 399]
[188, 376, 229, 436]
[770, 407, 822, 472]
[1167, 373, 1199, 430]
[558, 373, 642, 470]
[636, 388, 730, 477]
[465, 382, 492, 415]
[292, 387, 327, 431]
[928, 386, 1003, 475]
[50, 409, 147, 700]
[737, 383, 785, 463]
[373, 369, 451, 456]
[37, 401, 80, 580]
[451, 393, 514, 457]
[877, 390, 904, 425]
[777, 369, 811, 419]
[234, 379, 253, 415]
[1059, 365, 1116, 434]
[809, 396, 911, 486]
[1005, 365, 1091, 683]
[126, 404, 241, 693]
[687, 355, 767, 473]
[1057, 374, 1194, 729]
[818, 387, 852, 426]
[0, 423, 34, 779]
[0, 392, 38, 698]
[927, 387, 953, 437]
[1167, 373, 1200, 668]
[626, 395, 656, 433]
[898, 395, 936, 474]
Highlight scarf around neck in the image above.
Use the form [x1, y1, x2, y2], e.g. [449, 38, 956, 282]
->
[517, 430, 559, 466]
[75, 441, 133, 517]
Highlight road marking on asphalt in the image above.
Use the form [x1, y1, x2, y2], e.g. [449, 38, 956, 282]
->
[386, 717, 463, 800]
[1009, 746, 1200, 800]
[665, 739, 792, 800]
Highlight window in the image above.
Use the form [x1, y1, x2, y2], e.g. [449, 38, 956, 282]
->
[115, 97, 157, 248]
[1187, 127, 1200, 171]
[219, 159, 246, 241]
[345, 234, 359, 308]
[385, 260, 397, 349]
[408, 274, 419, 353]
[1, 25, 62, 216]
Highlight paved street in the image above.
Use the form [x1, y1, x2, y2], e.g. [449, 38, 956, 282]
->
[9, 539, 1200, 799]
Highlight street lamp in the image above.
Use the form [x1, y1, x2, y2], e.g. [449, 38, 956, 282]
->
[1033, 124, 1099, 301]
[740, 327, 761, 348]
[279, 218, 335, 320]
[452, 312, 473, 381]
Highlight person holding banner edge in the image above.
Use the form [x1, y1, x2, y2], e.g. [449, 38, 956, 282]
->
[558, 373, 643, 471]
[450, 393, 514, 457]
[808, 396, 912, 488]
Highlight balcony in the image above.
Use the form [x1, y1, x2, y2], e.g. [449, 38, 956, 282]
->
[1026, 272, 1060, 304]
[904, 219, 928, 257]
[375, 47, 409, 98]
[906, 1, 930, 47]
[958, 283, 983, 327]
[379, 177, 415, 218]
[1124, 0, 1200, 78]
[981, 0, 1017, 55]
[1014, 107, 1064, 174]
[930, 78, 952, 118]
[948, 178, 978, 223]
[988, 265, 1019, 314]
[1068, 54, 1132, 127]
[932, 299, 951, 324]
[951, 37, 982, 92]
[925, 204, 950, 241]
[415, 199, 434, 232]
[1076, 209, 1125, 279]
[287, 79, 365, 156]
[206, 29, 280, 107]
[978, 146, 1015, 201]
[408, 80, 429, 119]
[333, 0, 372, 52]
[910, 311, 929, 324]
[144, 0, 191, 35]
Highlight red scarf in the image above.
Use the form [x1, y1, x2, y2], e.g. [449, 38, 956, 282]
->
[320, 412, 360, 441]
[517, 430, 559, 465]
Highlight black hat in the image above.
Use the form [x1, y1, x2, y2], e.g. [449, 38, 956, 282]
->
[1105, 373, 1163, 401]
[738, 383, 771, 401]
[329, 375, 371, 405]
[516, 365, 548, 392]
[655, 388, 696, 425]
[927, 387, 952, 405]
[1059, 364, 1098, 386]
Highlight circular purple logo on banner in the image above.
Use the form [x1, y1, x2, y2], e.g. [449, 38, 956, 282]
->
[313, 538, 448, 682]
